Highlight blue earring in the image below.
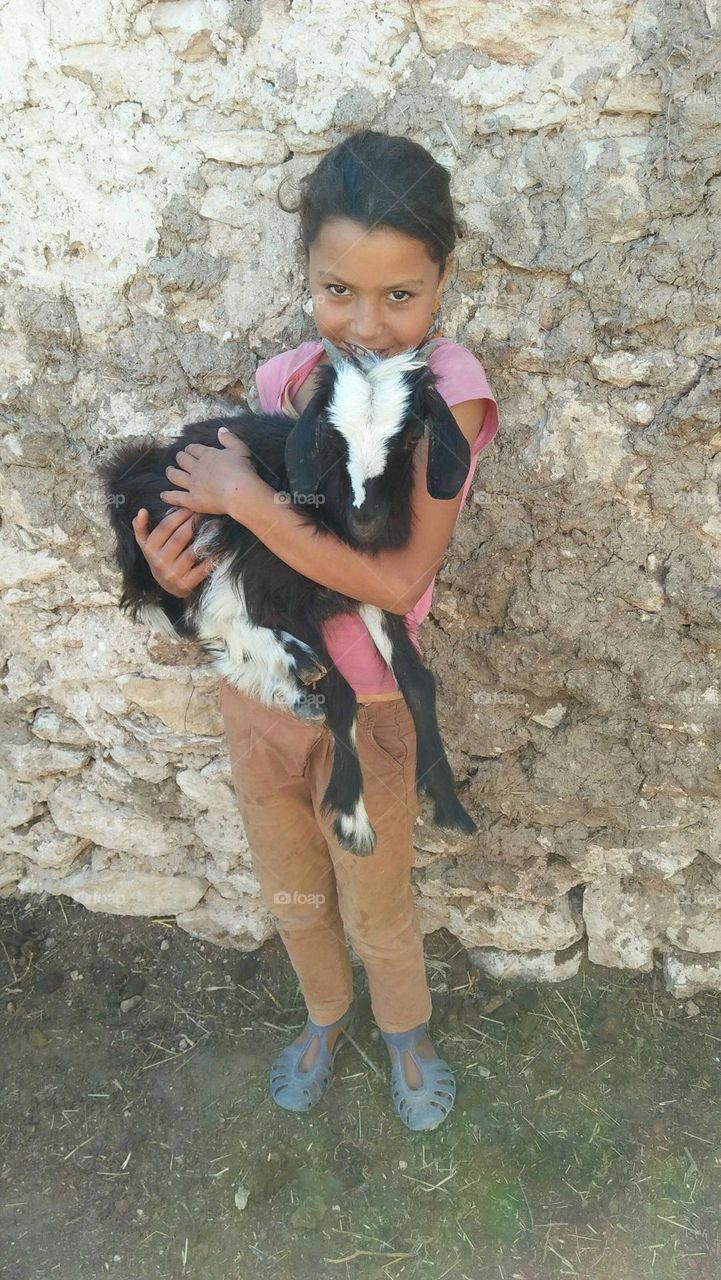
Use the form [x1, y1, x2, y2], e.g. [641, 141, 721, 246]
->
[425, 309, 443, 341]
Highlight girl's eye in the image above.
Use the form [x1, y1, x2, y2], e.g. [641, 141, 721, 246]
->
[325, 285, 413, 303]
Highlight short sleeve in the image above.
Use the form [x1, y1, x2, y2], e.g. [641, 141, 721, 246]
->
[254, 351, 287, 415]
[255, 341, 325, 416]
[428, 341, 499, 456]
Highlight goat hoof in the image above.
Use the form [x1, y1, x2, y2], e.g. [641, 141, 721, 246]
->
[331, 812, 377, 857]
[280, 632, 327, 685]
[430, 796, 478, 836]
[300, 661, 328, 685]
[297, 660, 328, 686]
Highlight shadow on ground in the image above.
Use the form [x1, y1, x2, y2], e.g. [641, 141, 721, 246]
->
[1, 895, 720, 1280]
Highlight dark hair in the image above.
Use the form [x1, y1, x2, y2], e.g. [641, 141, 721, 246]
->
[278, 130, 462, 280]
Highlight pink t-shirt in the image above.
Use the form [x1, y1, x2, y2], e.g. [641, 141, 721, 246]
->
[255, 338, 499, 695]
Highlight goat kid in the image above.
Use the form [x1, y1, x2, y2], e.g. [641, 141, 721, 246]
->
[100, 338, 478, 856]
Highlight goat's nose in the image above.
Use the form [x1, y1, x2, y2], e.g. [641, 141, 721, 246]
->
[352, 522, 384, 545]
[348, 508, 385, 543]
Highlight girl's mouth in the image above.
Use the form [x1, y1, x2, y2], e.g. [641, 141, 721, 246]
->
[342, 343, 391, 360]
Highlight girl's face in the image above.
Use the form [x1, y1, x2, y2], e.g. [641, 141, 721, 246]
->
[308, 217, 452, 359]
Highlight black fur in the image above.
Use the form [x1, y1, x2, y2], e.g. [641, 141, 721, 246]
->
[99, 350, 478, 855]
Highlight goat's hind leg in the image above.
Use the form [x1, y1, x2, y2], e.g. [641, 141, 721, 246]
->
[194, 558, 326, 717]
[358, 605, 477, 837]
[277, 630, 328, 690]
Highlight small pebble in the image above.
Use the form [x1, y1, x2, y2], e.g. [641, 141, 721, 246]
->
[120, 995, 143, 1014]
[160, 939, 170, 951]
[70, 970, 83, 981]
[234, 1186, 250, 1211]
[120, 975, 146, 1000]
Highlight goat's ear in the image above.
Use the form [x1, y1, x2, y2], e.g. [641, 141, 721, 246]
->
[421, 384, 472, 500]
[284, 398, 323, 500]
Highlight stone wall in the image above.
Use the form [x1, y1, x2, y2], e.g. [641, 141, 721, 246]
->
[1, 0, 719, 997]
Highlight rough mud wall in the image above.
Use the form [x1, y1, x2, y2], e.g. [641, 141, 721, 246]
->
[1, 0, 719, 997]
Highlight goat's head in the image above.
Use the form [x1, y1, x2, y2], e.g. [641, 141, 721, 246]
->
[284, 338, 472, 547]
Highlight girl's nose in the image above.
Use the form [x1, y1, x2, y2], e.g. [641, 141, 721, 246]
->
[349, 301, 385, 348]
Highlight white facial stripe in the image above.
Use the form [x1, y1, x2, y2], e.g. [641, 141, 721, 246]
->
[325, 353, 425, 509]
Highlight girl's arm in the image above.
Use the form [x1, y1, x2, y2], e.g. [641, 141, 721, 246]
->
[231, 400, 486, 616]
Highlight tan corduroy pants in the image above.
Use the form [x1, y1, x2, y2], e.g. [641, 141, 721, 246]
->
[218, 679, 433, 1034]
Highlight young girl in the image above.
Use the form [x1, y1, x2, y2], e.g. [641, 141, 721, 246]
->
[132, 130, 499, 1132]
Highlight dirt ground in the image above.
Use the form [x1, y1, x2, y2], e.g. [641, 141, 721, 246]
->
[2, 895, 721, 1280]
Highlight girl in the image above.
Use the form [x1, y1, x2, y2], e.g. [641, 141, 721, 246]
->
[132, 130, 499, 1132]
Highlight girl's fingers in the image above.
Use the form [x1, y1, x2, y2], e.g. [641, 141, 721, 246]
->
[184, 557, 217, 590]
[159, 489, 192, 507]
[131, 509, 148, 545]
[129, 504, 216, 593]
[168, 546, 216, 592]
[132, 506, 194, 550]
[164, 466, 189, 487]
[179, 535, 217, 572]
[175, 447, 203, 464]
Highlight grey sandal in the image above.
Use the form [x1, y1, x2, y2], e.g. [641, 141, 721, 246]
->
[381, 1022, 456, 1131]
[269, 1002, 357, 1112]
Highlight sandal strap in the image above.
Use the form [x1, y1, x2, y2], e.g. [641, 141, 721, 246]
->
[270, 1003, 356, 1112]
[380, 1023, 456, 1131]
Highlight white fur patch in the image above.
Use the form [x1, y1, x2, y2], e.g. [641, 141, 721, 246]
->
[357, 603, 396, 675]
[137, 603, 183, 641]
[336, 797, 375, 853]
[194, 557, 308, 710]
[326, 352, 426, 509]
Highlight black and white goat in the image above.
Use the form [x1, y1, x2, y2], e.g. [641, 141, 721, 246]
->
[100, 337, 478, 856]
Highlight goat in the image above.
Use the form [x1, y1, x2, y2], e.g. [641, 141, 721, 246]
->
[99, 337, 478, 857]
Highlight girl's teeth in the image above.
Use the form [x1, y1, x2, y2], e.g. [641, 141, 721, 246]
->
[347, 344, 387, 357]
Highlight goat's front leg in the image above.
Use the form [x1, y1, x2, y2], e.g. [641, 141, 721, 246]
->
[358, 605, 477, 837]
[311, 664, 377, 857]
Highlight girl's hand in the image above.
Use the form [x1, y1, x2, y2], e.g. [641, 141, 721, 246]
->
[132, 506, 216, 599]
[160, 427, 258, 516]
